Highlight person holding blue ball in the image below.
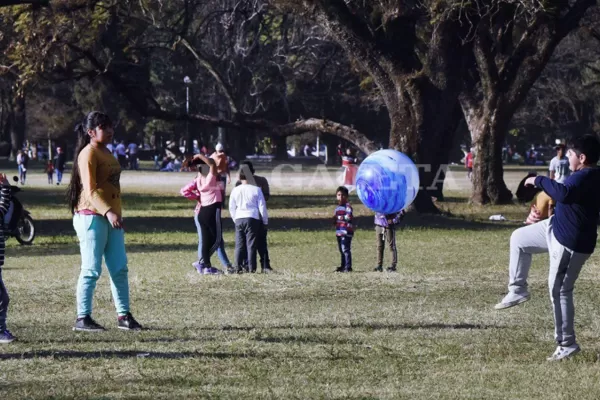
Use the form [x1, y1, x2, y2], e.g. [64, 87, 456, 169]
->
[373, 209, 405, 272]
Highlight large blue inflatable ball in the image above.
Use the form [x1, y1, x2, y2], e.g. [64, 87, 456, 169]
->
[355, 149, 419, 214]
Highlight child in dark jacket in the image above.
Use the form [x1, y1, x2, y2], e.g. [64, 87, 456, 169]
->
[0, 173, 15, 343]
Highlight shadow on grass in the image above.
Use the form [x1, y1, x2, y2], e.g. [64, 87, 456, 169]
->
[223, 322, 499, 332]
[19, 188, 338, 211]
[0, 350, 255, 361]
[8, 243, 202, 258]
[33, 213, 520, 237]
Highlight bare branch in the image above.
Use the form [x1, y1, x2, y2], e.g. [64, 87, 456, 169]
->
[176, 36, 240, 116]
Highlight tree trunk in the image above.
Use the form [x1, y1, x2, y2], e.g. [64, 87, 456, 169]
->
[387, 77, 462, 213]
[273, 135, 288, 160]
[471, 116, 513, 204]
[9, 90, 25, 160]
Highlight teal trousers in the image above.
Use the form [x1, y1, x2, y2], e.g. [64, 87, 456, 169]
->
[73, 214, 130, 317]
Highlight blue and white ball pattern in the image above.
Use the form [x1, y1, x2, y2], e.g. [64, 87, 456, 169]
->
[356, 150, 419, 214]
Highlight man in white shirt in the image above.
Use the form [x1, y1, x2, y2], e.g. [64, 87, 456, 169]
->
[548, 144, 570, 184]
[127, 141, 139, 170]
[229, 170, 268, 273]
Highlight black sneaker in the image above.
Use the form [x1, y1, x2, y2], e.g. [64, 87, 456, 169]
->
[374, 266, 383, 272]
[261, 266, 274, 274]
[335, 266, 352, 273]
[386, 267, 397, 272]
[117, 313, 143, 331]
[225, 265, 237, 274]
[73, 315, 106, 332]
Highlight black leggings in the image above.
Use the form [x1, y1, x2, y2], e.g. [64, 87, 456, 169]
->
[198, 202, 222, 266]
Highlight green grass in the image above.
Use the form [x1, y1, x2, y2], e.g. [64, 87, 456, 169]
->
[2, 169, 600, 399]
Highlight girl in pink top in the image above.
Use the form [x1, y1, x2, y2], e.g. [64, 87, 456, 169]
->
[180, 166, 232, 274]
[181, 154, 226, 274]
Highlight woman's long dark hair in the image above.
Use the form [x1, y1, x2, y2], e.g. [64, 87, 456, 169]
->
[67, 111, 112, 215]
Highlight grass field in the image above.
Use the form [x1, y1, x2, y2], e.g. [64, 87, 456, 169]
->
[2, 166, 600, 399]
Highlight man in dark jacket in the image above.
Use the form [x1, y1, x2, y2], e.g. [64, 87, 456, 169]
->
[54, 147, 67, 185]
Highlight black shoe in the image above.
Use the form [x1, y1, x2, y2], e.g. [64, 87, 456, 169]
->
[118, 313, 143, 331]
[225, 266, 237, 274]
[335, 266, 352, 273]
[386, 267, 397, 272]
[262, 266, 274, 274]
[374, 266, 383, 272]
[73, 315, 106, 332]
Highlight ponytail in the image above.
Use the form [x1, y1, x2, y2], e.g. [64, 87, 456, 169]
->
[66, 111, 112, 214]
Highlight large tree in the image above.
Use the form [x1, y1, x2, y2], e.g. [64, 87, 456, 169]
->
[1, 1, 382, 162]
[272, 1, 470, 211]
[459, 0, 597, 204]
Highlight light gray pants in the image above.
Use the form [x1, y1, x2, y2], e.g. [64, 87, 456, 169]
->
[508, 217, 590, 346]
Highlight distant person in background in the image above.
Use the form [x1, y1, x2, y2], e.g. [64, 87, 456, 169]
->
[211, 143, 231, 199]
[465, 148, 474, 181]
[336, 144, 344, 164]
[303, 143, 311, 157]
[45, 160, 55, 184]
[341, 148, 358, 190]
[549, 144, 570, 184]
[127, 141, 139, 170]
[54, 146, 67, 186]
[153, 149, 162, 170]
[16, 150, 28, 185]
[116, 141, 127, 168]
[160, 159, 175, 172]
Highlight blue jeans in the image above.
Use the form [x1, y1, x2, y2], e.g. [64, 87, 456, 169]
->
[337, 236, 352, 269]
[73, 214, 130, 317]
[56, 170, 63, 184]
[194, 213, 231, 267]
[18, 165, 26, 184]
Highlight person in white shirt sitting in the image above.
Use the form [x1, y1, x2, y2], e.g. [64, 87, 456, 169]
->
[229, 170, 268, 273]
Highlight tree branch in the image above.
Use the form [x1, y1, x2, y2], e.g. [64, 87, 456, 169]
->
[473, 27, 499, 99]
[66, 40, 377, 155]
[558, 0, 597, 38]
[269, 118, 378, 154]
[283, 0, 398, 110]
[176, 36, 239, 116]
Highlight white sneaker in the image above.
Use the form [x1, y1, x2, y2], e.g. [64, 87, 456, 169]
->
[547, 344, 580, 361]
[494, 292, 530, 310]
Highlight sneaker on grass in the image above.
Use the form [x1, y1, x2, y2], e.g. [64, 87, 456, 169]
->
[547, 344, 580, 361]
[118, 312, 143, 331]
[0, 329, 16, 343]
[494, 292, 530, 310]
[73, 315, 106, 332]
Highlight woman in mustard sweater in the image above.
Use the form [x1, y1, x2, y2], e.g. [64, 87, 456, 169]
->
[67, 111, 142, 332]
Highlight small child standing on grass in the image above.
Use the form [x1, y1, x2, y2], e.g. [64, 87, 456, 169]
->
[334, 186, 353, 273]
[0, 173, 15, 343]
[45, 160, 55, 185]
[373, 210, 405, 272]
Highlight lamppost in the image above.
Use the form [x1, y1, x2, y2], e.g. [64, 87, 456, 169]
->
[184, 76, 192, 154]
